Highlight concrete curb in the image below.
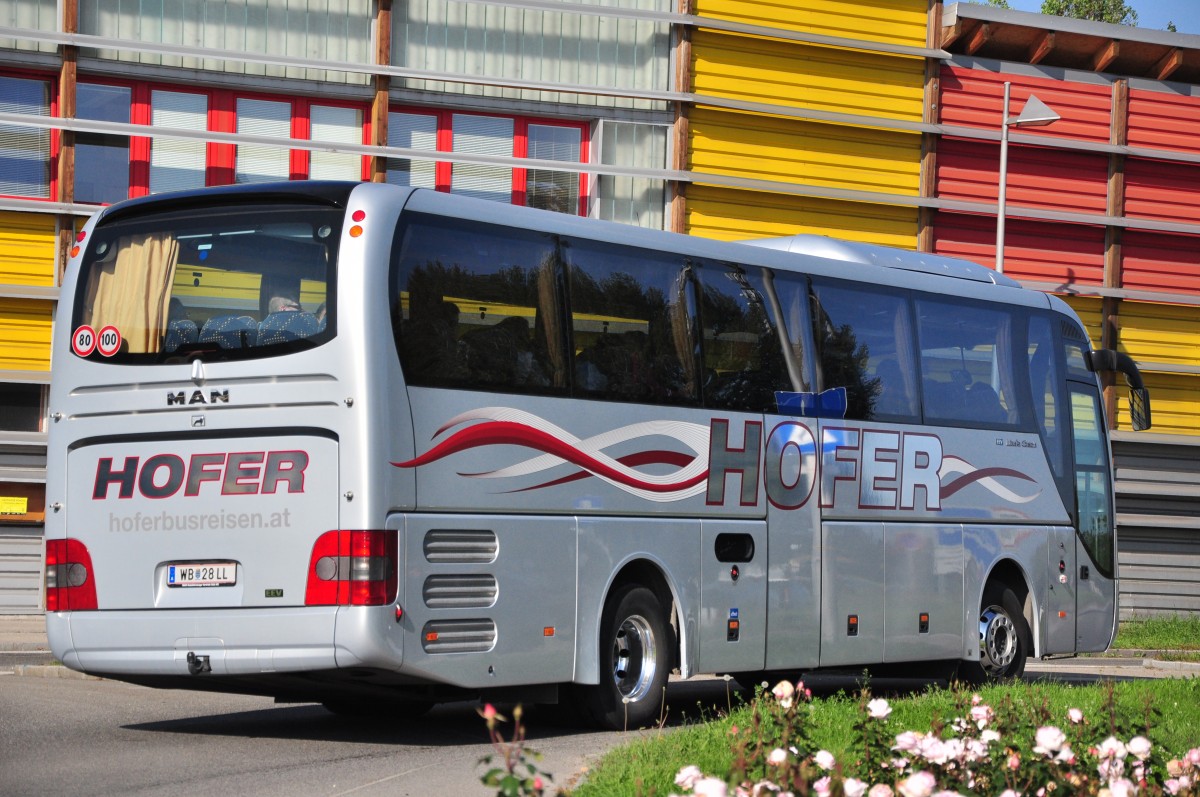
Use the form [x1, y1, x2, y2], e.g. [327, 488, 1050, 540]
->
[1, 664, 101, 680]
[1142, 658, 1200, 673]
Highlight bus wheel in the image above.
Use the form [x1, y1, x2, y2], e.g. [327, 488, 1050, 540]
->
[960, 585, 1030, 683]
[578, 584, 671, 730]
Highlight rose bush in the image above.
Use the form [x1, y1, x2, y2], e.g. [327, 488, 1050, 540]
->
[666, 681, 1200, 797]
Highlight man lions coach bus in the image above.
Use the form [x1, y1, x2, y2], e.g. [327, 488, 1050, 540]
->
[46, 182, 1151, 728]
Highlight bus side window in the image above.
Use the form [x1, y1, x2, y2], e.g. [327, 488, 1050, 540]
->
[916, 298, 1020, 429]
[566, 240, 699, 406]
[392, 215, 565, 394]
[696, 263, 789, 413]
[811, 281, 917, 422]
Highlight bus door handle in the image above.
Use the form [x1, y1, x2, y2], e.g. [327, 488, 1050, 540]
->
[1079, 565, 1090, 581]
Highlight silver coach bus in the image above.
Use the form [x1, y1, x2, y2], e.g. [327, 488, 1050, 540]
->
[45, 181, 1151, 729]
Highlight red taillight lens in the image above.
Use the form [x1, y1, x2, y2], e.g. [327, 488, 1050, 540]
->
[45, 538, 98, 611]
[305, 530, 397, 607]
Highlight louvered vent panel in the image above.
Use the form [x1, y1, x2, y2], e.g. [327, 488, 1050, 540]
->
[423, 575, 498, 609]
[423, 530, 498, 563]
[421, 619, 497, 654]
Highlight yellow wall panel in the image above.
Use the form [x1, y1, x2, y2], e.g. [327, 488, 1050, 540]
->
[686, 183, 918, 247]
[1061, 296, 1103, 348]
[689, 107, 921, 196]
[1127, 372, 1199, 436]
[0, 298, 53, 372]
[692, 30, 925, 122]
[0, 211, 57, 287]
[697, 0, 929, 50]
[1117, 300, 1200, 369]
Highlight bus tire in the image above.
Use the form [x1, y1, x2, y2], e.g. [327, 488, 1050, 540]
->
[577, 584, 672, 730]
[959, 585, 1030, 683]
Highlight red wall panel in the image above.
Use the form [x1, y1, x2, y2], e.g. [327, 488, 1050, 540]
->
[939, 66, 1113, 145]
[931, 211, 1105, 285]
[1124, 157, 1200, 225]
[1121, 230, 1200, 296]
[1128, 89, 1200, 156]
[936, 137, 1108, 212]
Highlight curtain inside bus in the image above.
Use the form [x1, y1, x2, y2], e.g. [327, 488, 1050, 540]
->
[82, 232, 179, 354]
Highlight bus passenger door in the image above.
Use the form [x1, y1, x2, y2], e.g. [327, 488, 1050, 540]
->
[699, 521, 766, 675]
[1043, 525, 1077, 656]
[1068, 385, 1118, 652]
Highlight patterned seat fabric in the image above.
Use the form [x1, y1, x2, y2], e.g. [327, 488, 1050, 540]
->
[164, 319, 199, 352]
[198, 315, 259, 349]
[257, 311, 320, 346]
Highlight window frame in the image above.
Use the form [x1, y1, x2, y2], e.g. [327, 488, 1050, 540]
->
[0, 69, 58, 201]
[385, 104, 590, 213]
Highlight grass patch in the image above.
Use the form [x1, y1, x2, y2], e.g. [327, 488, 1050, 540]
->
[572, 678, 1200, 797]
[1114, 615, 1200, 650]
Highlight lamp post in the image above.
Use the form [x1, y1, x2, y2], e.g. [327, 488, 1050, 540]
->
[996, 82, 1060, 274]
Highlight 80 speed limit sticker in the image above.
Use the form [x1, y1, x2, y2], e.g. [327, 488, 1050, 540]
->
[71, 325, 97, 356]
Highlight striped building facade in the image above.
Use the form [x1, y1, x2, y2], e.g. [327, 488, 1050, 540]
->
[0, 0, 1196, 614]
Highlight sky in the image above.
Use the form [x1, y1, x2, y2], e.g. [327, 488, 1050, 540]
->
[1000, 0, 1200, 36]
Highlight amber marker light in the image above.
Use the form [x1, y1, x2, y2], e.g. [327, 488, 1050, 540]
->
[543, 627, 555, 637]
[349, 226, 363, 238]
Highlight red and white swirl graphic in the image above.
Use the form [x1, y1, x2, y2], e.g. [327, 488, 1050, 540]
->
[938, 455, 1041, 503]
[392, 407, 711, 502]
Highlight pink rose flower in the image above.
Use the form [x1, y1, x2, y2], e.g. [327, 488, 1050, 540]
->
[898, 771, 936, 797]
[868, 698, 892, 720]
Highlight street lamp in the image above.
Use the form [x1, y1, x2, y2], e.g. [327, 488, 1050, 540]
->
[996, 82, 1060, 274]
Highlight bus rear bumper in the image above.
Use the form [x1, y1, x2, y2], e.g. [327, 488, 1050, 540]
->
[47, 607, 347, 677]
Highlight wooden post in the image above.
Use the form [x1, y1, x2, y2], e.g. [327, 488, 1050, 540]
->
[370, 0, 393, 183]
[1101, 80, 1129, 430]
[918, 1, 943, 253]
[56, 0, 79, 282]
[668, 0, 693, 234]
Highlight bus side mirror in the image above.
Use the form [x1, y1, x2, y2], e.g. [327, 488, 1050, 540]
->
[1130, 387, 1152, 432]
[1086, 349, 1152, 432]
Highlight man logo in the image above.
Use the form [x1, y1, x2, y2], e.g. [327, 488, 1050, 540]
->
[168, 389, 230, 406]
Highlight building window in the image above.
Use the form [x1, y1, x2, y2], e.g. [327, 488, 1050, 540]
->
[236, 97, 292, 183]
[597, 120, 667, 229]
[0, 383, 45, 432]
[75, 83, 132, 204]
[526, 123, 581, 214]
[451, 114, 514, 203]
[150, 90, 208, 194]
[0, 75, 51, 198]
[385, 109, 588, 213]
[386, 111, 437, 188]
[309, 104, 365, 180]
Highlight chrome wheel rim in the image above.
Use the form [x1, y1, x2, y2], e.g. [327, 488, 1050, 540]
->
[979, 605, 1018, 674]
[611, 614, 657, 701]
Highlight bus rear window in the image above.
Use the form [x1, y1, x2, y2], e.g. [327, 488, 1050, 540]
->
[73, 204, 342, 363]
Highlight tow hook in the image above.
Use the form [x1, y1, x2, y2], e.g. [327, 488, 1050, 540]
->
[186, 652, 211, 675]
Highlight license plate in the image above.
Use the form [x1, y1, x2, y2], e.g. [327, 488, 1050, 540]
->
[167, 562, 237, 587]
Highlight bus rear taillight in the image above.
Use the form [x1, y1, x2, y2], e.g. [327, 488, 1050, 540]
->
[305, 530, 398, 606]
[45, 539, 98, 611]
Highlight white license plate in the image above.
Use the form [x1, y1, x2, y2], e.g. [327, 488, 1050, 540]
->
[167, 562, 237, 587]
